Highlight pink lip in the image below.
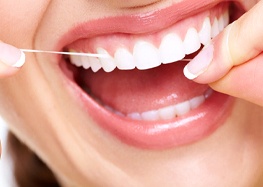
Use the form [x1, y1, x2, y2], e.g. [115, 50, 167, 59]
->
[83, 91, 233, 149]
[56, 0, 230, 52]
[58, 0, 237, 149]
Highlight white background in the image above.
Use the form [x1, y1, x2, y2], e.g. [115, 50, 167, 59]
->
[0, 117, 17, 187]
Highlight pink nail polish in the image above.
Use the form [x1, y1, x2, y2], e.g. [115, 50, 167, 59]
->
[184, 43, 214, 80]
[0, 42, 25, 67]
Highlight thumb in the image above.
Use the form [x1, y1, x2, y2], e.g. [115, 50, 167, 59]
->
[183, 1, 263, 106]
[0, 41, 25, 78]
[183, 0, 263, 83]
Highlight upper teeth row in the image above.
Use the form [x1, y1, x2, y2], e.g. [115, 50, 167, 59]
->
[69, 11, 229, 72]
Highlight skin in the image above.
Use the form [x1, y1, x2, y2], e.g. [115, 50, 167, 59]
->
[0, 0, 263, 186]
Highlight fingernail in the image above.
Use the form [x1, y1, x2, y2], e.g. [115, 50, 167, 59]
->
[0, 42, 25, 68]
[184, 43, 214, 80]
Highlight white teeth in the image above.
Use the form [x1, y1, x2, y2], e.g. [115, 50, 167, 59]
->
[97, 48, 116, 72]
[175, 101, 191, 116]
[115, 48, 136, 70]
[68, 11, 230, 72]
[218, 15, 225, 32]
[125, 92, 209, 121]
[204, 88, 213, 99]
[101, 90, 212, 121]
[69, 51, 82, 67]
[183, 28, 201, 55]
[89, 57, 102, 72]
[159, 33, 185, 64]
[158, 105, 176, 120]
[189, 95, 205, 109]
[141, 110, 160, 121]
[133, 41, 161, 70]
[127, 113, 142, 120]
[199, 17, 212, 45]
[81, 55, 91, 69]
[102, 90, 213, 121]
[211, 18, 220, 38]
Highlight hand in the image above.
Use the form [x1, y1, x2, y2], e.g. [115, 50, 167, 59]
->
[184, 1, 263, 106]
[0, 41, 25, 158]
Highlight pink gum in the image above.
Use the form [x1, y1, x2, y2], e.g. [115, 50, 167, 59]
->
[67, 3, 228, 56]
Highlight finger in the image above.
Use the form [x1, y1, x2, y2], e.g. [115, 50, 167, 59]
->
[183, 1, 263, 83]
[210, 54, 263, 106]
[0, 42, 25, 78]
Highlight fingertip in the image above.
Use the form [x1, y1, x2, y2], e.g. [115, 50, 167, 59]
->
[12, 50, 25, 68]
[183, 65, 198, 80]
[0, 42, 25, 68]
[183, 44, 214, 81]
[0, 43, 25, 78]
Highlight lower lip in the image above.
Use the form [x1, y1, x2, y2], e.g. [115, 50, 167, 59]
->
[74, 81, 233, 149]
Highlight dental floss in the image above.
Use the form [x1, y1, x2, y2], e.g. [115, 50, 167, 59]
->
[20, 49, 110, 58]
[20, 49, 192, 62]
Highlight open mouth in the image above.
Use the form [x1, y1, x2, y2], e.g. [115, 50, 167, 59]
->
[59, 1, 243, 149]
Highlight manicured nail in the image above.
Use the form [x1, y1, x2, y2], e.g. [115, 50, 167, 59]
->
[0, 42, 25, 68]
[183, 43, 214, 80]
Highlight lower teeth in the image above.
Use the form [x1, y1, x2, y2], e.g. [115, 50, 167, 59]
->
[96, 88, 213, 121]
[77, 62, 213, 122]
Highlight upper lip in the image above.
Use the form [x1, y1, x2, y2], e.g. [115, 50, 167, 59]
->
[56, 0, 246, 54]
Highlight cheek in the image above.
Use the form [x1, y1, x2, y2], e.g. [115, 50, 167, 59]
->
[0, 0, 51, 47]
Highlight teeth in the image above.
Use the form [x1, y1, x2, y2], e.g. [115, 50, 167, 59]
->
[133, 41, 161, 70]
[211, 18, 220, 38]
[199, 17, 212, 45]
[124, 92, 211, 121]
[141, 110, 160, 121]
[97, 48, 116, 72]
[159, 33, 185, 64]
[175, 101, 191, 116]
[158, 105, 177, 120]
[98, 89, 213, 121]
[69, 51, 83, 67]
[115, 48, 136, 70]
[218, 15, 225, 32]
[95, 89, 213, 121]
[68, 11, 230, 72]
[183, 28, 201, 55]
[89, 56, 102, 72]
[81, 55, 91, 69]
[127, 113, 142, 120]
[204, 88, 213, 98]
[189, 95, 205, 109]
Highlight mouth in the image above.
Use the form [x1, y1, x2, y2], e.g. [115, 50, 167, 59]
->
[58, 1, 244, 149]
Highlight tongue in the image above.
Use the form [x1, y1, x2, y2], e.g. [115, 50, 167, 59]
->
[80, 62, 208, 114]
